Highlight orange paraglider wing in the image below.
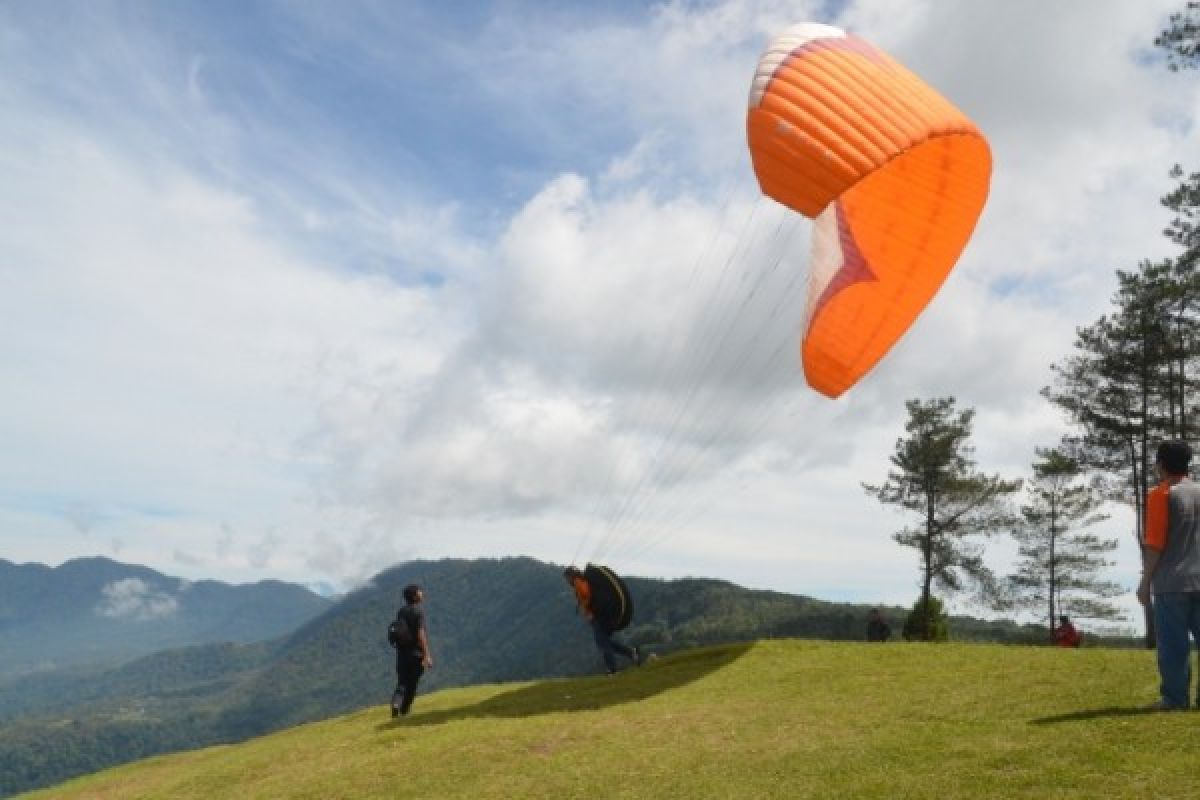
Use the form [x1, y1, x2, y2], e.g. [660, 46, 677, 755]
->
[747, 23, 991, 398]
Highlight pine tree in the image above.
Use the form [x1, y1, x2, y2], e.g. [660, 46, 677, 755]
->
[1007, 449, 1124, 642]
[1044, 233, 1200, 645]
[1155, 1, 1200, 71]
[1038, 2, 1200, 646]
[899, 594, 948, 643]
[1158, 169, 1200, 434]
[1044, 269, 1165, 538]
[863, 397, 1021, 640]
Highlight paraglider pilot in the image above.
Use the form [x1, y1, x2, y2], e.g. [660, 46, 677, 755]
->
[564, 566, 640, 674]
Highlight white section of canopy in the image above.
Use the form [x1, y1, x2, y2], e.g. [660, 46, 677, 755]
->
[747, 22, 846, 109]
[804, 202, 843, 333]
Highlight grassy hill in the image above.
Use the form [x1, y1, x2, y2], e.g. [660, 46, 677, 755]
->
[20, 639, 1197, 800]
[1, 558, 1139, 796]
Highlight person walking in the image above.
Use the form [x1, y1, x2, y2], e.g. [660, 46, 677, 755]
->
[564, 566, 640, 674]
[390, 583, 433, 718]
[1137, 440, 1200, 710]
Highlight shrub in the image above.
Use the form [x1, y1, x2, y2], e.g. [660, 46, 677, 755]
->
[902, 595, 949, 642]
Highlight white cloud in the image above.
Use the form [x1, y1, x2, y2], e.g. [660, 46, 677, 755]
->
[0, 1, 1193, 628]
[96, 578, 179, 621]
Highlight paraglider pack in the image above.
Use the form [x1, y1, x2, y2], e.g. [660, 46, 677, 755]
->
[583, 564, 634, 634]
[387, 611, 415, 649]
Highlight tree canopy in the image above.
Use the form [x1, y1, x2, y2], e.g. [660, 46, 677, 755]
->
[864, 397, 1021, 640]
[1006, 449, 1123, 640]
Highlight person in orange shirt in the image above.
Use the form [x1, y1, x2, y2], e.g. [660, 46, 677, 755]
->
[564, 566, 639, 674]
[1137, 440, 1200, 710]
[1053, 615, 1081, 648]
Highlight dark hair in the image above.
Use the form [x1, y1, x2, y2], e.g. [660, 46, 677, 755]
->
[403, 584, 421, 604]
[563, 566, 582, 581]
[1157, 440, 1193, 475]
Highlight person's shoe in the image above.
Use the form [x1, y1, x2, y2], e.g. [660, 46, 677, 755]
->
[632, 646, 642, 666]
[391, 705, 400, 718]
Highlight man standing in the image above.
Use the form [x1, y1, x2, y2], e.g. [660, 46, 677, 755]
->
[391, 584, 433, 718]
[865, 608, 891, 642]
[1137, 440, 1200, 710]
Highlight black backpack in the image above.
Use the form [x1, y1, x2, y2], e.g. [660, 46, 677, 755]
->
[583, 564, 634, 634]
[387, 611, 415, 649]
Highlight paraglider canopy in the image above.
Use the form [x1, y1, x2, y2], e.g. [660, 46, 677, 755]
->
[747, 23, 992, 397]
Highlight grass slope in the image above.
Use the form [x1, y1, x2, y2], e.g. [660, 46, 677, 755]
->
[22, 639, 1200, 800]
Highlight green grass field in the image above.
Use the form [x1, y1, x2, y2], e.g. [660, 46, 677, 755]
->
[21, 639, 1200, 799]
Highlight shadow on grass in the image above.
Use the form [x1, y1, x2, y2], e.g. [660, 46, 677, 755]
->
[375, 642, 753, 731]
[1030, 705, 1182, 725]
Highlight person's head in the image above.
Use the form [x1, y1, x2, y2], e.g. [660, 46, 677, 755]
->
[563, 566, 583, 585]
[1156, 440, 1192, 477]
[868, 608, 881, 620]
[1059, 615, 1070, 626]
[403, 584, 423, 605]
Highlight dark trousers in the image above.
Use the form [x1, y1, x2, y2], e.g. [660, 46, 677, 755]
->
[592, 622, 635, 673]
[393, 651, 425, 715]
[1152, 592, 1200, 708]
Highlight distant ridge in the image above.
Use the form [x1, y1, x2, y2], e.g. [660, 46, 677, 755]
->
[0, 555, 332, 679]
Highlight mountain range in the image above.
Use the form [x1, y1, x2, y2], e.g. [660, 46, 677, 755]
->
[0, 556, 332, 680]
[0, 555, 1095, 797]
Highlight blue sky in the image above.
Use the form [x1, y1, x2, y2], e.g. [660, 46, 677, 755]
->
[2, 0, 1198, 628]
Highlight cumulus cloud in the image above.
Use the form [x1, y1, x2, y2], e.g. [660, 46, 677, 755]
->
[173, 549, 203, 568]
[61, 501, 103, 536]
[292, 0, 1192, 618]
[1, 1, 1194, 621]
[247, 529, 284, 570]
[96, 578, 179, 621]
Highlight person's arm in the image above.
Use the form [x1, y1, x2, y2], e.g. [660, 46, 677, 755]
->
[418, 626, 433, 668]
[1139, 548, 1163, 607]
[573, 579, 593, 620]
[1139, 485, 1168, 606]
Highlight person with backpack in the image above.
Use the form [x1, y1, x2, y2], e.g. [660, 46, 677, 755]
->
[389, 583, 432, 718]
[865, 608, 892, 642]
[564, 566, 640, 674]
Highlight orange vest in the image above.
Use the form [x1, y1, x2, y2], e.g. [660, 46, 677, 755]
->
[571, 576, 592, 616]
[1054, 624, 1080, 648]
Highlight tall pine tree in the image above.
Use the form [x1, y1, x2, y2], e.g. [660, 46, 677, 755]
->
[863, 397, 1021, 641]
[1007, 449, 1123, 642]
[1155, 1, 1200, 70]
[1038, 7, 1200, 643]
